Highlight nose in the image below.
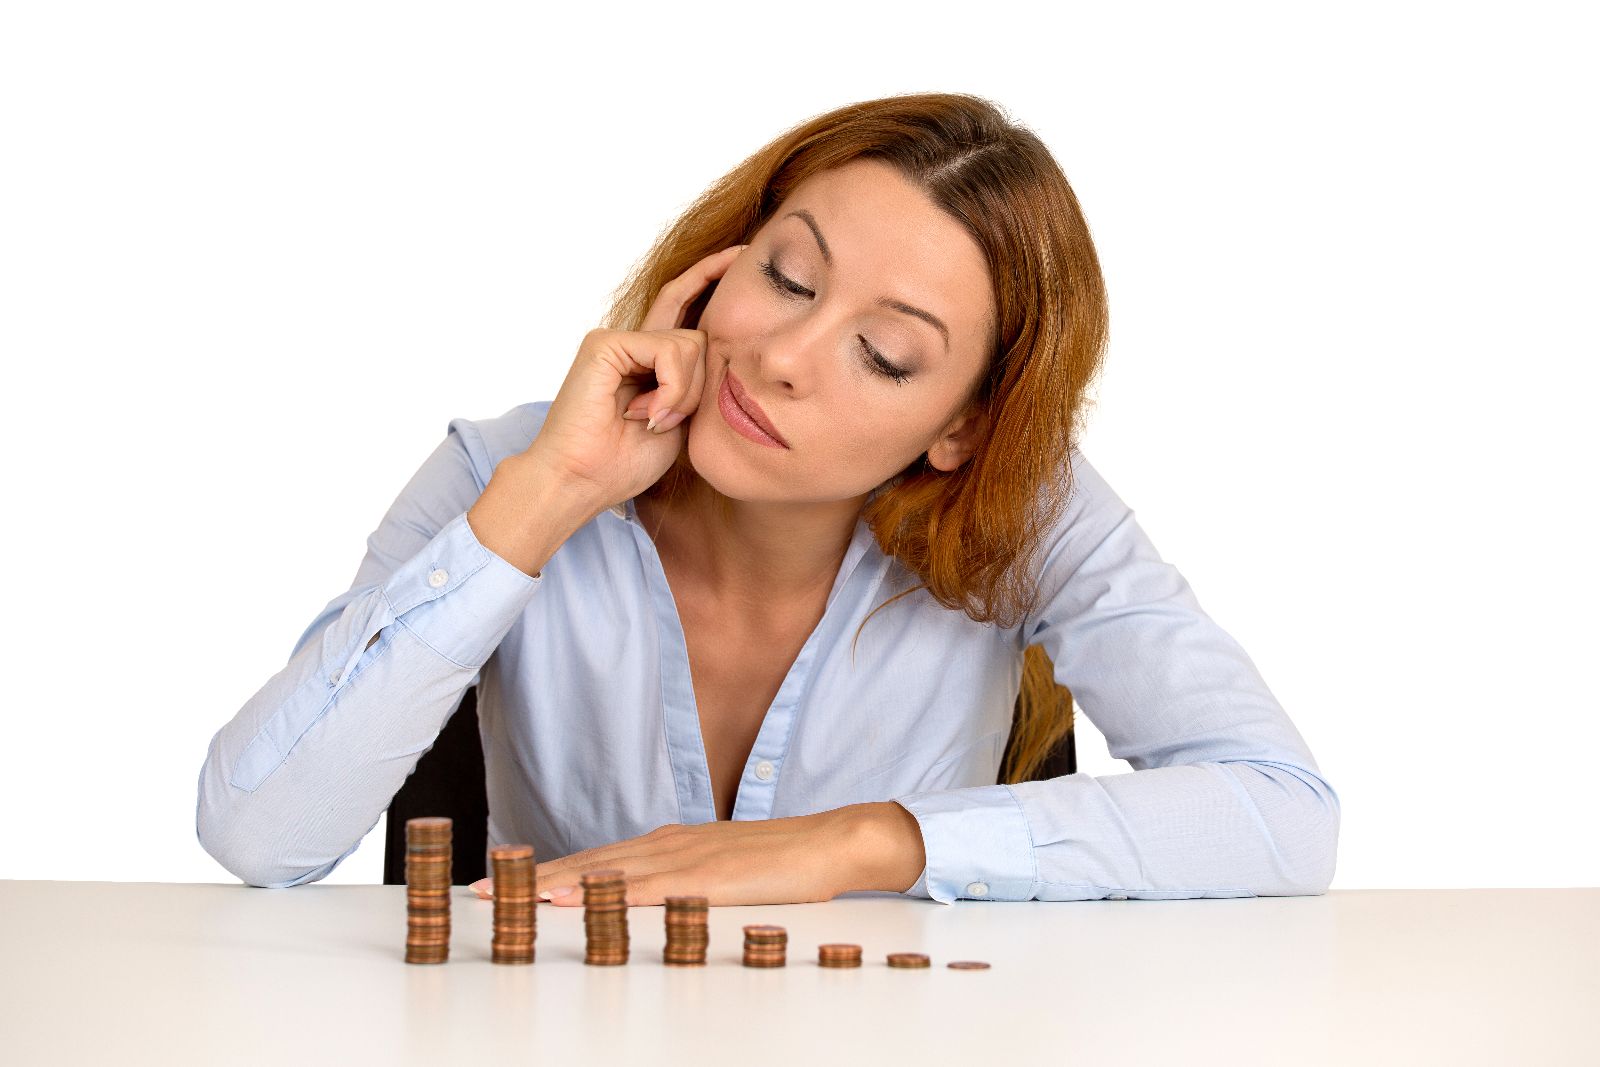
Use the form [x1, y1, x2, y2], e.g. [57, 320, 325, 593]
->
[750, 313, 840, 396]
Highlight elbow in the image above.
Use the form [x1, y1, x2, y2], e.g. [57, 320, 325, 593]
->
[198, 825, 335, 888]
[195, 820, 303, 889]
[195, 789, 335, 889]
[1278, 769, 1342, 896]
[1224, 758, 1341, 896]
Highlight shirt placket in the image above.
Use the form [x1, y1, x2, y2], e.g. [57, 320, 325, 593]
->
[621, 496, 876, 825]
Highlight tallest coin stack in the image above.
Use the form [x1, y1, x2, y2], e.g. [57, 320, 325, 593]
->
[405, 817, 452, 964]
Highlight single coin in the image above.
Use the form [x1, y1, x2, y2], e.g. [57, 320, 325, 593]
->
[947, 960, 992, 970]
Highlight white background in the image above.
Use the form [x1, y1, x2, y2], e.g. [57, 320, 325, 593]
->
[2, 1, 1594, 888]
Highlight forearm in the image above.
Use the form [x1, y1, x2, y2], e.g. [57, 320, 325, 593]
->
[466, 454, 603, 578]
[892, 759, 1341, 904]
[834, 801, 928, 895]
[197, 511, 542, 886]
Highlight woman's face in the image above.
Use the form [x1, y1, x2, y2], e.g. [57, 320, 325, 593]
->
[688, 156, 997, 505]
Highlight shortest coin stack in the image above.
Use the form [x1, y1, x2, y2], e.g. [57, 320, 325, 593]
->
[662, 896, 709, 966]
[490, 845, 536, 965]
[817, 943, 863, 968]
[947, 960, 993, 970]
[887, 952, 931, 969]
[582, 869, 630, 965]
[405, 817, 452, 965]
[742, 924, 788, 967]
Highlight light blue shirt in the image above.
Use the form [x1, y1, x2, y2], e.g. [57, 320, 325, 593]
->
[196, 401, 1340, 903]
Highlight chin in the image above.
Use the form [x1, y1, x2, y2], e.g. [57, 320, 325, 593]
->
[684, 423, 793, 502]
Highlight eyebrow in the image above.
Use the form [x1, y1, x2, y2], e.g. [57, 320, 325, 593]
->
[784, 209, 951, 352]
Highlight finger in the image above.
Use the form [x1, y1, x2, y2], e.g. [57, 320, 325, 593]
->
[599, 331, 706, 431]
[535, 843, 620, 881]
[540, 870, 684, 907]
[648, 346, 706, 433]
[622, 391, 652, 421]
[536, 853, 680, 904]
[640, 245, 747, 333]
[535, 848, 650, 885]
[616, 379, 649, 420]
[621, 873, 685, 907]
[539, 884, 582, 905]
[588, 330, 703, 426]
[468, 877, 494, 900]
[533, 824, 683, 885]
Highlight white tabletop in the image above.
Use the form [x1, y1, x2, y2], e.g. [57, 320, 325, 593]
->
[1, 881, 1595, 1066]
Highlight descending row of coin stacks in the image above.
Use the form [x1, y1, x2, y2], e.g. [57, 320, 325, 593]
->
[490, 845, 537, 965]
[401, 825, 991, 970]
[817, 943, 863, 968]
[405, 817, 452, 965]
[662, 896, 709, 966]
[582, 869, 630, 965]
[742, 924, 788, 967]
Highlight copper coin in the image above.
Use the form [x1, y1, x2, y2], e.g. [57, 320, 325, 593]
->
[491, 844, 534, 859]
[887, 953, 931, 968]
[947, 960, 992, 970]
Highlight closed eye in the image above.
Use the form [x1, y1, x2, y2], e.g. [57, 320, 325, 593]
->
[756, 259, 912, 385]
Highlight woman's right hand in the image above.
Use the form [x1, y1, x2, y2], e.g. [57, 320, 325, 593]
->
[522, 243, 747, 516]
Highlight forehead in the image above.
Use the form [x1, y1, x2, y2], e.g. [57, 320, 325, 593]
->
[767, 159, 995, 354]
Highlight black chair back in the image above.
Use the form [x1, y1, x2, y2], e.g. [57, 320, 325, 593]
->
[382, 686, 489, 886]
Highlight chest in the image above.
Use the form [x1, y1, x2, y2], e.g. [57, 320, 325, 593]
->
[675, 592, 825, 821]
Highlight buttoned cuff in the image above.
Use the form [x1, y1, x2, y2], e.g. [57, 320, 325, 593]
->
[368, 509, 542, 670]
[891, 784, 1038, 904]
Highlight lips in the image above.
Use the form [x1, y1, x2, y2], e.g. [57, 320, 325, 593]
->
[724, 368, 789, 448]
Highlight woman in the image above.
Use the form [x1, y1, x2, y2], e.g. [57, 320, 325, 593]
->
[196, 92, 1339, 906]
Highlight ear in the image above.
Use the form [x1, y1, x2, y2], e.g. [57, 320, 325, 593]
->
[926, 402, 988, 473]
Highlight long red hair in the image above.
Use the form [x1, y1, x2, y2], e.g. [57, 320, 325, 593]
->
[601, 92, 1109, 784]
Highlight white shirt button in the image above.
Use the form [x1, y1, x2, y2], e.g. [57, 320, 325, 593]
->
[754, 760, 775, 781]
[966, 881, 989, 897]
[427, 568, 449, 588]
[328, 669, 341, 685]
[1108, 892, 1128, 900]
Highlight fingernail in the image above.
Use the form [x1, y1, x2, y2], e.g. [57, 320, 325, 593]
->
[646, 409, 668, 432]
[538, 886, 574, 900]
[653, 410, 687, 433]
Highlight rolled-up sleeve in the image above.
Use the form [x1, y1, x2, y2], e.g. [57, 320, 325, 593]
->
[894, 448, 1341, 904]
[195, 417, 542, 888]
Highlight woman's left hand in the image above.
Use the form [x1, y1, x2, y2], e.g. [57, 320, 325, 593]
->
[467, 802, 926, 907]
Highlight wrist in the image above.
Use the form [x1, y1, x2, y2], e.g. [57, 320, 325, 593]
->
[831, 801, 927, 895]
[466, 455, 596, 577]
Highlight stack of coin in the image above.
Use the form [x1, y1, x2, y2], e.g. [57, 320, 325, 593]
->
[817, 943, 863, 968]
[404, 817, 452, 964]
[581, 869, 629, 965]
[887, 952, 931, 969]
[742, 924, 787, 967]
[662, 896, 709, 966]
[489, 845, 536, 965]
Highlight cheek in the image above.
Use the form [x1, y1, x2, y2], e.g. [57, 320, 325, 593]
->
[698, 276, 770, 338]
